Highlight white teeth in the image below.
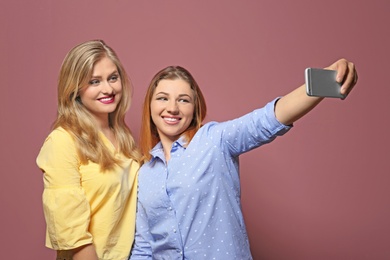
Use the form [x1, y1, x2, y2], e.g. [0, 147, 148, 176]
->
[100, 97, 113, 102]
[164, 117, 178, 122]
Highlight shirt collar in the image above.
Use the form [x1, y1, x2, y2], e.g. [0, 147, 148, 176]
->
[149, 136, 187, 163]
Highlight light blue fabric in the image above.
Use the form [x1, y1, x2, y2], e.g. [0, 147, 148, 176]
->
[130, 99, 291, 260]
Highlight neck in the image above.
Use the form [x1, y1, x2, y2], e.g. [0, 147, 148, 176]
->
[159, 137, 175, 162]
[93, 114, 111, 131]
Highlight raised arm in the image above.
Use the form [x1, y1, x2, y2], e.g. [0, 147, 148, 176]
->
[275, 58, 357, 126]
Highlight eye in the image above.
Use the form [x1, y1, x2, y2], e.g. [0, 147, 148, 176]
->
[178, 98, 190, 103]
[89, 79, 100, 85]
[109, 74, 119, 83]
[156, 96, 168, 101]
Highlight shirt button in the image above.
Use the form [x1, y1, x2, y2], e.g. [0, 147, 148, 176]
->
[173, 229, 177, 233]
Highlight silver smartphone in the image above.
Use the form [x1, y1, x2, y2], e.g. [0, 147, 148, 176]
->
[305, 68, 345, 99]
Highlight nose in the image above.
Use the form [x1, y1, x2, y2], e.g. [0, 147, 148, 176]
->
[166, 99, 179, 114]
[101, 80, 114, 94]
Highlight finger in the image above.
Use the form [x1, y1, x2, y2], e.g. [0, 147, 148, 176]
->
[340, 63, 356, 95]
[335, 58, 348, 83]
[353, 68, 359, 85]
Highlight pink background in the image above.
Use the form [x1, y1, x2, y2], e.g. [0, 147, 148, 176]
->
[1, 1, 389, 259]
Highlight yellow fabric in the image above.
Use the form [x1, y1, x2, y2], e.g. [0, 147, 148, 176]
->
[36, 127, 139, 260]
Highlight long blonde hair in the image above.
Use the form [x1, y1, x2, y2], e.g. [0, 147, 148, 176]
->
[139, 66, 207, 163]
[53, 40, 140, 170]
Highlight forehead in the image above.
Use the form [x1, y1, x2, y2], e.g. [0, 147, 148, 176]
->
[92, 57, 117, 74]
[154, 79, 192, 95]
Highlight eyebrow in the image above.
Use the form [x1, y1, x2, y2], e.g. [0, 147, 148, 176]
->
[90, 70, 119, 79]
[178, 94, 192, 99]
[155, 92, 192, 98]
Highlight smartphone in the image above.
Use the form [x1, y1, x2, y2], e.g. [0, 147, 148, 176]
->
[305, 68, 345, 99]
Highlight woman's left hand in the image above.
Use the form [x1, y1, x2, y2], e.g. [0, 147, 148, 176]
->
[326, 58, 358, 96]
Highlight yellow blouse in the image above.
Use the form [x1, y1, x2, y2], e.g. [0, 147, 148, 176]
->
[36, 127, 139, 260]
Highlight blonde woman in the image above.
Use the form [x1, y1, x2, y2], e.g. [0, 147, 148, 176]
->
[37, 40, 140, 260]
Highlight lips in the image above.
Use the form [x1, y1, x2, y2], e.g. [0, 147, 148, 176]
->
[162, 116, 181, 124]
[98, 95, 115, 104]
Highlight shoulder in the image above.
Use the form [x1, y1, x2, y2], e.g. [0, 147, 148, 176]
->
[40, 127, 77, 151]
[192, 121, 225, 140]
[129, 160, 141, 173]
[37, 127, 78, 165]
[196, 121, 219, 134]
[139, 159, 157, 173]
[46, 127, 74, 143]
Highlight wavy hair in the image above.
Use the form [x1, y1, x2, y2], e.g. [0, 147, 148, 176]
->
[52, 40, 140, 170]
[139, 66, 207, 163]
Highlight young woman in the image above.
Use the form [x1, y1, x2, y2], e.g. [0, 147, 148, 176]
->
[36, 40, 140, 260]
[130, 59, 357, 259]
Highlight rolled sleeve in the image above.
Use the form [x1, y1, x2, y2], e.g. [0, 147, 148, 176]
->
[37, 128, 93, 250]
[263, 97, 292, 135]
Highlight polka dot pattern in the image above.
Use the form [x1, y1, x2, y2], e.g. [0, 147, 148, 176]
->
[131, 99, 291, 259]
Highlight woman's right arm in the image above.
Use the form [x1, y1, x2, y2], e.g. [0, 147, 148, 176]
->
[130, 201, 153, 259]
[71, 244, 98, 260]
[37, 128, 95, 254]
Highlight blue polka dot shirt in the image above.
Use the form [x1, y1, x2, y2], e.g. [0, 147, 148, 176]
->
[130, 99, 291, 260]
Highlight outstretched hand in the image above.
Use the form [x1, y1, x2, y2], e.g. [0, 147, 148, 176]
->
[326, 58, 358, 96]
[275, 58, 358, 125]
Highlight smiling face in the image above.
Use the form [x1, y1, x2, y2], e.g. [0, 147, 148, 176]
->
[150, 79, 195, 146]
[78, 56, 122, 126]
